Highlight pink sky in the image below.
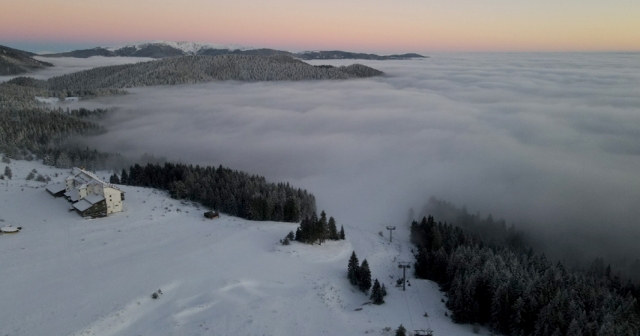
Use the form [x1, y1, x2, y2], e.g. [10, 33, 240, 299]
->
[2, 0, 639, 53]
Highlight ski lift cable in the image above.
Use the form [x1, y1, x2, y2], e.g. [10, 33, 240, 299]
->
[413, 280, 433, 331]
[402, 288, 416, 331]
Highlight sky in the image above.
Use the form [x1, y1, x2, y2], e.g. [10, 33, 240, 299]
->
[1, 0, 640, 53]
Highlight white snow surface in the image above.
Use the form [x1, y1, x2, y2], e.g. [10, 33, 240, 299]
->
[0, 158, 482, 336]
[106, 41, 256, 54]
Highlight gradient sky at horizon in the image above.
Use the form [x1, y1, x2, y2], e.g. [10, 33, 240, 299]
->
[2, 0, 640, 53]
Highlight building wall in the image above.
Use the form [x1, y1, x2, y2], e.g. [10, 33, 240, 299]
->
[65, 179, 74, 191]
[79, 200, 107, 218]
[78, 187, 87, 199]
[104, 187, 123, 215]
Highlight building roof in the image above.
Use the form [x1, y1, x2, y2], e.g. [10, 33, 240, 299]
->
[65, 189, 80, 202]
[73, 199, 94, 212]
[46, 183, 66, 194]
[84, 194, 105, 205]
[68, 167, 123, 192]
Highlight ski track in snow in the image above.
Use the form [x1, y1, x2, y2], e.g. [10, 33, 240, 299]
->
[0, 158, 484, 335]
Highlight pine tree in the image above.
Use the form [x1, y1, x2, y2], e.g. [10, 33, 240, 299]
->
[295, 227, 303, 242]
[339, 225, 345, 240]
[381, 283, 387, 297]
[395, 324, 406, 336]
[284, 198, 300, 222]
[317, 211, 328, 244]
[4, 166, 11, 179]
[109, 174, 120, 184]
[286, 231, 295, 240]
[120, 169, 129, 184]
[566, 319, 583, 336]
[348, 251, 359, 285]
[358, 259, 372, 293]
[328, 216, 339, 240]
[370, 279, 384, 304]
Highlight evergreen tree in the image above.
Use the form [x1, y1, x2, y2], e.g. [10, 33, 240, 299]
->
[370, 279, 385, 304]
[348, 251, 359, 286]
[317, 211, 328, 244]
[395, 324, 406, 336]
[4, 166, 11, 179]
[566, 319, 583, 336]
[286, 231, 295, 240]
[109, 174, 120, 184]
[339, 225, 345, 240]
[120, 169, 129, 184]
[328, 216, 339, 240]
[358, 259, 372, 293]
[381, 283, 387, 297]
[284, 197, 300, 222]
[298, 216, 311, 243]
[309, 212, 319, 244]
[295, 227, 303, 242]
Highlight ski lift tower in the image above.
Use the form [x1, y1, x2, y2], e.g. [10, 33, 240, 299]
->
[398, 262, 411, 291]
[386, 226, 396, 243]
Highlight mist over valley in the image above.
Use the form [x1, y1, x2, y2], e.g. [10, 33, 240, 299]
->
[64, 53, 640, 266]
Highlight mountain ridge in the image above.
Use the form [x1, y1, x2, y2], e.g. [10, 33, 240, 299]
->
[8, 54, 384, 92]
[39, 41, 426, 60]
[0, 45, 53, 75]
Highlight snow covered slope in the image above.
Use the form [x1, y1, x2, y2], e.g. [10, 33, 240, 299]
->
[0, 158, 481, 336]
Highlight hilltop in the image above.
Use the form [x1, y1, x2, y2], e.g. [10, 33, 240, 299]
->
[0, 158, 480, 335]
[0, 45, 53, 76]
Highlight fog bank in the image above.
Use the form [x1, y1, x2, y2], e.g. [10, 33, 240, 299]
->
[80, 52, 640, 260]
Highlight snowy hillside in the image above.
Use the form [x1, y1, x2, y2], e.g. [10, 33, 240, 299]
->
[0, 158, 482, 336]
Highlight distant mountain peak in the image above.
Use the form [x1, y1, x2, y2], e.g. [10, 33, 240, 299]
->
[40, 42, 426, 60]
[104, 41, 255, 54]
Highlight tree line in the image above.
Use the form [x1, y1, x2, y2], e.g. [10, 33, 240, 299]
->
[287, 210, 345, 244]
[411, 215, 640, 335]
[114, 162, 316, 222]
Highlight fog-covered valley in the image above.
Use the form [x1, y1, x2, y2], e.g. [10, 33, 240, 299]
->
[63, 53, 640, 265]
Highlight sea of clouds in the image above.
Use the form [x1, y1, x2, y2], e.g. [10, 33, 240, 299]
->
[22, 53, 640, 262]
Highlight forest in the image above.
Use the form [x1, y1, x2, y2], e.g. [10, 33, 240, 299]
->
[116, 162, 316, 222]
[21, 55, 383, 92]
[411, 215, 640, 335]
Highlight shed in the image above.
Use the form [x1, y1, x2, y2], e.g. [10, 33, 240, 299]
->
[204, 211, 219, 219]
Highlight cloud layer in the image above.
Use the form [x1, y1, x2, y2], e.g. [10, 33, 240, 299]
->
[76, 52, 640, 260]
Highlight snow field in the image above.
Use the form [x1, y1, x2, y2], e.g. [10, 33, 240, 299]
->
[0, 158, 482, 335]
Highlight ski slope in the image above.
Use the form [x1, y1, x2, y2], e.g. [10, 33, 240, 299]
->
[0, 158, 482, 336]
